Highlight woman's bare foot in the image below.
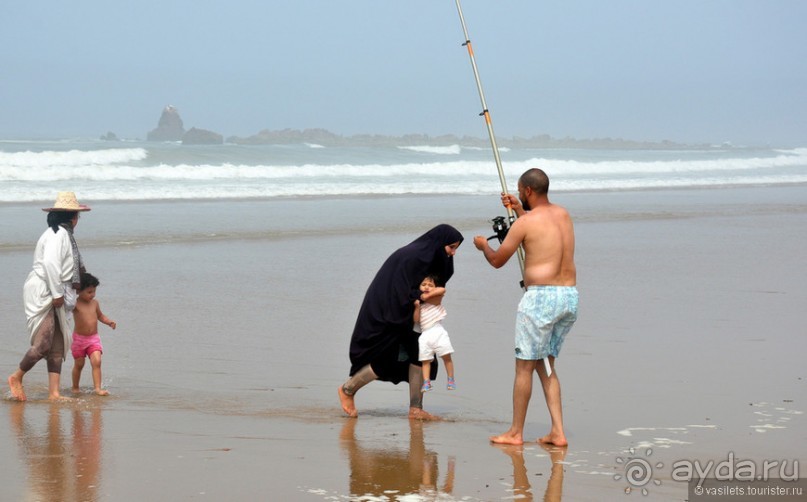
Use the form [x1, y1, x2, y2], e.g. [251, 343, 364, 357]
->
[94, 389, 110, 396]
[338, 386, 358, 418]
[489, 432, 524, 445]
[409, 407, 441, 421]
[8, 375, 26, 401]
[537, 433, 568, 447]
[71, 387, 82, 394]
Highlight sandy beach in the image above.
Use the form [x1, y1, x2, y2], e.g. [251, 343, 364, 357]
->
[1, 186, 805, 501]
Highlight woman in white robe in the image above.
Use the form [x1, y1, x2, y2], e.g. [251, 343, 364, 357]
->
[7, 192, 90, 401]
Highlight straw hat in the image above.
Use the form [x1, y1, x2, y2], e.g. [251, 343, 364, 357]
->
[42, 192, 92, 212]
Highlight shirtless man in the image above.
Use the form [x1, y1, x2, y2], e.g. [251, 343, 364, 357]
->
[473, 168, 578, 446]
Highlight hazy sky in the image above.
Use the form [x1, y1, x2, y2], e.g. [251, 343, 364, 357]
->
[2, 1, 805, 146]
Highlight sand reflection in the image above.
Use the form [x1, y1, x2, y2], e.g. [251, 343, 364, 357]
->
[493, 442, 567, 502]
[9, 402, 104, 501]
[339, 419, 455, 499]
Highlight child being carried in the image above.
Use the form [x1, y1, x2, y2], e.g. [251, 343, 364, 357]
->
[414, 274, 456, 393]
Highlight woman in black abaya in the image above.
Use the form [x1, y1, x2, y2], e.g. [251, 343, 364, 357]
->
[338, 224, 464, 419]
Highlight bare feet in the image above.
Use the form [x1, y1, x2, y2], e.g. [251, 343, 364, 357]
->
[94, 389, 110, 396]
[537, 433, 568, 447]
[48, 394, 75, 402]
[409, 407, 441, 421]
[8, 374, 26, 401]
[489, 432, 524, 445]
[71, 387, 82, 394]
[337, 386, 357, 418]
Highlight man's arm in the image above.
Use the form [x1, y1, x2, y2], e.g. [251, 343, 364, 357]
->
[473, 218, 525, 269]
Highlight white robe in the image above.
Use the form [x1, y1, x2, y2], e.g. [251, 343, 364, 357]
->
[23, 226, 76, 358]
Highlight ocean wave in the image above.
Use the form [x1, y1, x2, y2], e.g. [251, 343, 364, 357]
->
[512, 150, 807, 177]
[398, 144, 462, 155]
[2, 146, 806, 180]
[2, 173, 806, 202]
[464, 145, 511, 152]
[2, 151, 805, 183]
[0, 147, 148, 169]
[1, 146, 805, 201]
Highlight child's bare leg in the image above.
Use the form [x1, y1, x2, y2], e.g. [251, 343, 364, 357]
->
[89, 351, 108, 396]
[421, 360, 432, 384]
[442, 354, 454, 379]
[72, 357, 85, 393]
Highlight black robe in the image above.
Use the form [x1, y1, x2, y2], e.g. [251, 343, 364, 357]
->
[349, 224, 464, 383]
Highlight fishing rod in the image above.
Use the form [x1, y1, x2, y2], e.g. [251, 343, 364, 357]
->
[453, 0, 526, 287]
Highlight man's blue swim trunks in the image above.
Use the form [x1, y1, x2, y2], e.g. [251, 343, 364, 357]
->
[515, 286, 578, 362]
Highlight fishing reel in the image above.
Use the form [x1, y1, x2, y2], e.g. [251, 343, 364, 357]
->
[488, 214, 526, 290]
[487, 215, 514, 244]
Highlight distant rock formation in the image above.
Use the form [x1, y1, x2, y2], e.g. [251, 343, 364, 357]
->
[143, 106, 717, 150]
[147, 105, 185, 141]
[227, 128, 713, 150]
[99, 131, 119, 141]
[182, 127, 223, 145]
[227, 128, 341, 145]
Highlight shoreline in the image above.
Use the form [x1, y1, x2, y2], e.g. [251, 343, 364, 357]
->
[2, 185, 806, 253]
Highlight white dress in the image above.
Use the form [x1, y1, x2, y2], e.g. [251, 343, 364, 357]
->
[22, 226, 76, 357]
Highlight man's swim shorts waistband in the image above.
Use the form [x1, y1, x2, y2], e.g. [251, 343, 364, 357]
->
[525, 285, 577, 292]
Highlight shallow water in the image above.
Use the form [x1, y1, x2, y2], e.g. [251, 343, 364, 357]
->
[1, 186, 805, 500]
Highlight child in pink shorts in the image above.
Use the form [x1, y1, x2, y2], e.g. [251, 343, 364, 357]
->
[71, 272, 117, 396]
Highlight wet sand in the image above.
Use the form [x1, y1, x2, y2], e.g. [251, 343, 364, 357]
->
[1, 186, 805, 500]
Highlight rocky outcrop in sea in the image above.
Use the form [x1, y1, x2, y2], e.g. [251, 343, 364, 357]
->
[147, 105, 185, 141]
[182, 127, 223, 145]
[146, 106, 224, 144]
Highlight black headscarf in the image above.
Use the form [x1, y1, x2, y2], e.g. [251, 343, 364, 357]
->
[349, 224, 464, 381]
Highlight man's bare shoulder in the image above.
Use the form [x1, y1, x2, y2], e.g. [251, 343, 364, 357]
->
[539, 203, 573, 225]
[548, 201, 571, 214]
[519, 203, 570, 222]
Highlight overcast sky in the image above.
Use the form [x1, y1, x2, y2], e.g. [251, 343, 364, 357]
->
[2, 1, 805, 146]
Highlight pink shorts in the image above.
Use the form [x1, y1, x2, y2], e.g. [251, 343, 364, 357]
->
[71, 333, 103, 359]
